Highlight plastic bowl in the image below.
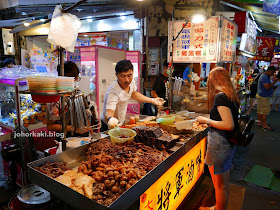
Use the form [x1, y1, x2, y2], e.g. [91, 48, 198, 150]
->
[156, 115, 175, 125]
[108, 128, 137, 145]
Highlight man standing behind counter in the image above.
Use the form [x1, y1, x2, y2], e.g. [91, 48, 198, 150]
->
[151, 60, 170, 107]
[101, 60, 165, 131]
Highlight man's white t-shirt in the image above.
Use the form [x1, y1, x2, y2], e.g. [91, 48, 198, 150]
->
[101, 80, 137, 125]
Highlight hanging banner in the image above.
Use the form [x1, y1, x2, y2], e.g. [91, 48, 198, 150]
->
[168, 17, 219, 63]
[219, 17, 238, 62]
[263, 0, 280, 16]
[253, 37, 276, 61]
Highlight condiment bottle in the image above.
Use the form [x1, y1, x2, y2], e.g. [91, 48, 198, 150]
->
[130, 116, 136, 124]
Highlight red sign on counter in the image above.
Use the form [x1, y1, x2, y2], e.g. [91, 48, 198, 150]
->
[253, 37, 276, 62]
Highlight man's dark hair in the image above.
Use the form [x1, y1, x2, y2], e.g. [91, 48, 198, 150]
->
[3, 58, 15, 66]
[115, 60, 133, 74]
[276, 71, 280, 79]
[57, 61, 79, 77]
[267, 66, 276, 72]
[253, 69, 259, 74]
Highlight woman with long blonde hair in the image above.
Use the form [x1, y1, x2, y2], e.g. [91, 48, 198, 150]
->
[197, 67, 240, 210]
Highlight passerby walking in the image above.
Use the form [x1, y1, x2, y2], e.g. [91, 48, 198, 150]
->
[271, 72, 280, 112]
[256, 66, 278, 131]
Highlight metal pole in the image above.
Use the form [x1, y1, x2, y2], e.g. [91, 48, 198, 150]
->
[59, 48, 67, 151]
[168, 10, 175, 110]
[169, 15, 190, 110]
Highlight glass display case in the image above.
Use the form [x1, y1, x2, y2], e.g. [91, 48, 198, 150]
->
[0, 78, 47, 142]
[0, 79, 23, 130]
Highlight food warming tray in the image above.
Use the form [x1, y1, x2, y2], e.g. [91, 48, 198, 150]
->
[28, 129, 207, 210]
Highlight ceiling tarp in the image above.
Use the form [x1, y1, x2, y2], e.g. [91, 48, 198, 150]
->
[220, 0, 279, 33]
[0, 0, 112, 10]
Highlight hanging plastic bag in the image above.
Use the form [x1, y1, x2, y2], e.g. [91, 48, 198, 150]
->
[47, 5, 81, 52]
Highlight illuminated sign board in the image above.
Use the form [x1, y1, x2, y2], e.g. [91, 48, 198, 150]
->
[253, 37, 276, 61]
[140, 137, 207, 210]
[220, 17, 238, 62]
[168, 17, 219, 63]
[168, 16, 237, 63]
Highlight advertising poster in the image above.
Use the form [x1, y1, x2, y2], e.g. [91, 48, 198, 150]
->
[168, 17, 219, 63]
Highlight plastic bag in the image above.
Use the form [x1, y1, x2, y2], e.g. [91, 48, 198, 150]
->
[47, 5, 81, 52]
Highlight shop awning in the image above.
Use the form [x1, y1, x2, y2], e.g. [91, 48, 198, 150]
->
[220, 0, 279, 34]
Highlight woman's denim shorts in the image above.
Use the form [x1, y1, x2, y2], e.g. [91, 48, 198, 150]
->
[205, 130, 236, 175]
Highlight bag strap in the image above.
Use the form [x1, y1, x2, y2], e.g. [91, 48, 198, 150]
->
[233, 102, 241, 117]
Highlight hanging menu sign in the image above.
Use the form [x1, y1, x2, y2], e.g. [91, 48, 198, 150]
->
[168, 17, 219, 63]
[253, 37, 276, 62]
[219, 17, 238, 62]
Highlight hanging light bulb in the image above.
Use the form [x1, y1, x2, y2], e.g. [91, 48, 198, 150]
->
[190, 14, 208, 24]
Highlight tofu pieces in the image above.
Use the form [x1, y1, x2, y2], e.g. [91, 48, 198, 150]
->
[55, 170, 95, 199]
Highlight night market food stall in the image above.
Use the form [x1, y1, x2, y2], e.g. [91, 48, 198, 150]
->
[25, 15, 238, 210]
[28, 119, 208, 209]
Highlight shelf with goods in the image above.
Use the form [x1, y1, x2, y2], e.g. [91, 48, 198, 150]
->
[0, 78, 49, 143]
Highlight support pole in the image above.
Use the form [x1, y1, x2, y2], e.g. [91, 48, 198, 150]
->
[59, 47, 67, 151]
[168, 10, 175, 110]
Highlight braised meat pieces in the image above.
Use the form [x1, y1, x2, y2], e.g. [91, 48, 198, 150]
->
[78, 139, 169, 206]
[133, 126, 179, 150]
[36, 139, 170, 206]
[35, 161, 70, 179]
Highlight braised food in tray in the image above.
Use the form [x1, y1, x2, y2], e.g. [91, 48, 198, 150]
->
[34, 139, 170, 206]
[34, 161, 70, 179]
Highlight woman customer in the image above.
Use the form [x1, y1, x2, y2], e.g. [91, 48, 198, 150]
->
[196, 67, 240, 210]
[47, 61, 93, 137]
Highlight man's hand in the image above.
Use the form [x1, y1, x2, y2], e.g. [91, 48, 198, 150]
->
[108, 117, 119, 129]
[152, 98, 166, 106]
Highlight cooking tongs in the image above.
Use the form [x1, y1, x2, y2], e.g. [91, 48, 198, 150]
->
[68, 91, 100, 135]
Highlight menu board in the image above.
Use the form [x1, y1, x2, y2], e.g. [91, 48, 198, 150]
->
[253, 37, 276, 62]
[219, 17, 238, 62]
[168, 17, 219, 63]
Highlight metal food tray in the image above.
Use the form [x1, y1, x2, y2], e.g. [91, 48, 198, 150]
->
[28, 129, 208, 210]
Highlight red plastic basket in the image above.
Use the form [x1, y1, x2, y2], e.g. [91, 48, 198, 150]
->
[31, 94, 60, 103]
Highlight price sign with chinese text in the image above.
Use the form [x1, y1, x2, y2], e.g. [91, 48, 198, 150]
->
[220, 17, 238, 62]
[140, 138, 207, 210]
[67, 48, 81, 62]
[168, 17, 219, 63]
[253, 37, 276, 62]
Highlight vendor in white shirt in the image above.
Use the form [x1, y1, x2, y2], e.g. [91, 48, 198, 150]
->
[101, 60, 164, 131]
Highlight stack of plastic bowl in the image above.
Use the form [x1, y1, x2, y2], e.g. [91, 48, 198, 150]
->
[56, 77, 75, 92]
[27, 76, 59, 103]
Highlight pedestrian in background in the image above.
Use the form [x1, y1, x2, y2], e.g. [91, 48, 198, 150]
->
[196, 67, 240, 210]
[3, 58, 15, 68]
[249, 69, 260, 107]
[256, 66, 278, 131]
[271, 71, 280, 112]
